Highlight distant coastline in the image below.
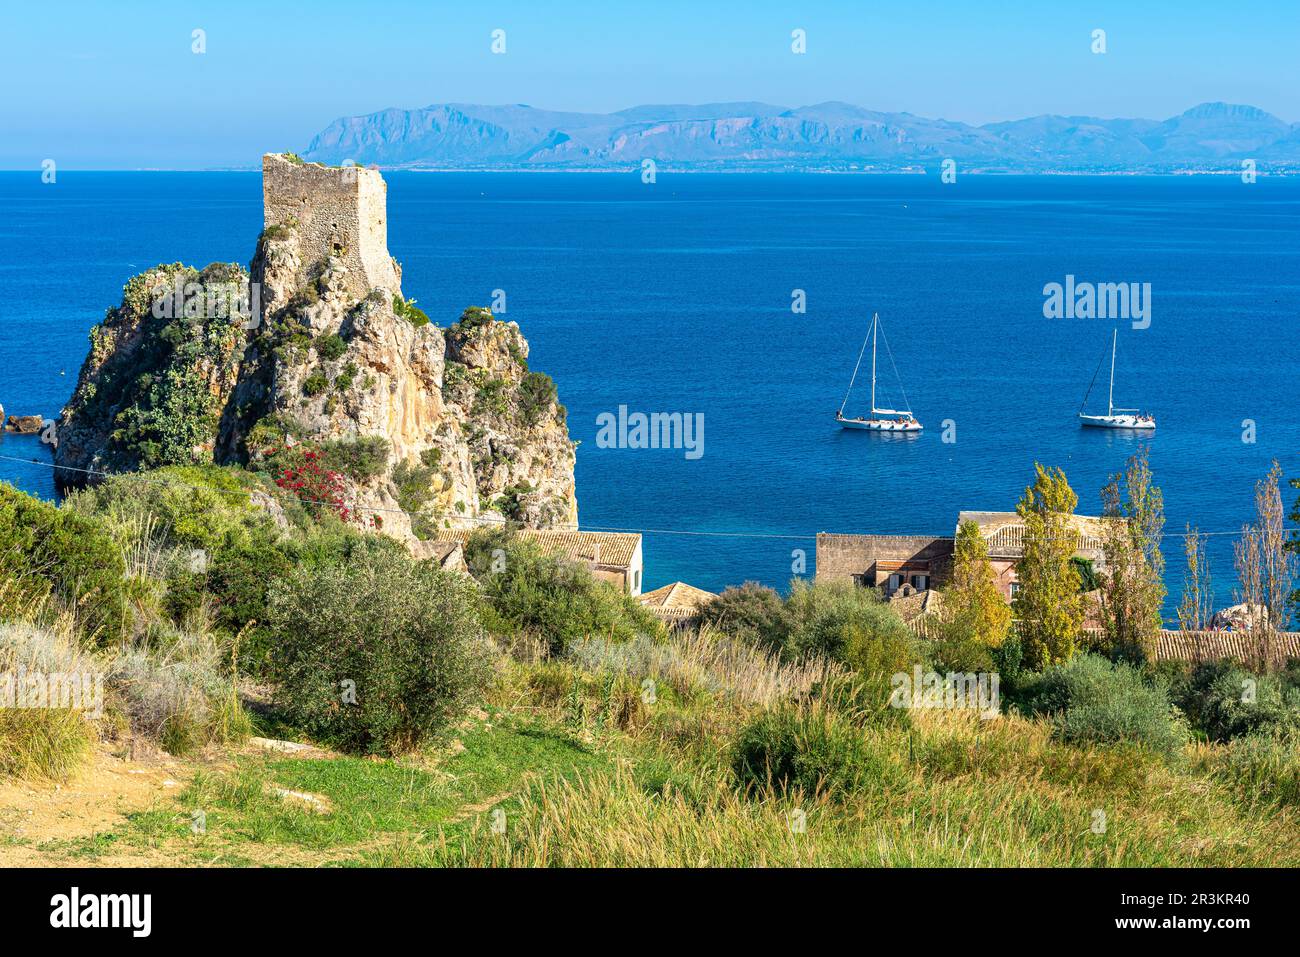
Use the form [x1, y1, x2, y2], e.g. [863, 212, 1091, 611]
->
[299, 100, 1300, 175]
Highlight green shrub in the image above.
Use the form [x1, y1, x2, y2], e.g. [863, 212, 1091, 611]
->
[313, 333, 347, 361]
[456, 306, 494, 330]
[465, 529, 661, 655]
[64, 464, 387, 676]
[265, 543, 492, 755]
[701, 582, 787, 651]
[217, 521, 405, 675]
[473, 376, 510, 417]
[64, 465, 265, 555]
[492, 483, 535, 521]
[841, 623, 927, 681]
[731, 683, 902, 800]
[0, 484, 128, 642]
[64, 465, 297, 660]
[519, 371, 557, 425]
[260, 222, 293, 243]
[334, 360, 358, 392]
[1020, 654, 1190, 759]
[393, 294, 430, 327]
[782, 579, 912, 662]
[391, 455, 440, 539]
[1171, 660, 1300, 742]
[318, 435, 390, 482]
[302, 373, 328, 397]
[703, 580, 914, 669]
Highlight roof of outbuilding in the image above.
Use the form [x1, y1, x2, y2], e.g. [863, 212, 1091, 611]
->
[433, 528, 641, 569]
[637, 581, 717, 611]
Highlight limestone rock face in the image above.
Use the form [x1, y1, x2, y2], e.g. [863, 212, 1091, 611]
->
[55, 155, 578, 545]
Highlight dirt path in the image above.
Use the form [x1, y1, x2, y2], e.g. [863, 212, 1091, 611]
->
[0, 742, 194, 866]
[1, 735, 503, 867]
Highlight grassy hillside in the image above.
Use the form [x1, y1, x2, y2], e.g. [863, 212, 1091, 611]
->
[8, 632, 1299, 868]
[2, 469, 1299, 868]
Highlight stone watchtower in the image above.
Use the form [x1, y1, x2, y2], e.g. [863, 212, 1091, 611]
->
[261, 153, 401, 301]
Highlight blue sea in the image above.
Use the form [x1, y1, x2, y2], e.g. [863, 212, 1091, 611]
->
[1, 172, 1297, 612]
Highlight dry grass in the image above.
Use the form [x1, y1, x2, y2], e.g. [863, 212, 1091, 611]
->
[0, 620, 99, 780]
[565, 625, 838, 708]
[106, 626, 251, 756]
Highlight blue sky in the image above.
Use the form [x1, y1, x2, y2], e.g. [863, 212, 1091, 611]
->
[1, 0, 1296, 168]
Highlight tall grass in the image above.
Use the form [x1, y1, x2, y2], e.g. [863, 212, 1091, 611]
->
[565, 625, 838, 708]
[1199, 730, 1300, 808]
[426, 705, 1300, 867]
[0, 622, 98, 780]
[105, 625, 251, 756]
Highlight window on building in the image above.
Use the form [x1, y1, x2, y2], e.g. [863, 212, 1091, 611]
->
[633, 569, 641, 592]
[888, 573, 901, 592]
[1009, 581, 1021, 598]
[914, 574, 928, 591]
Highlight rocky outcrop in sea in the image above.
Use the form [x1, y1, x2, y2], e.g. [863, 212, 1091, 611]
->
[54, 154, 578, 544]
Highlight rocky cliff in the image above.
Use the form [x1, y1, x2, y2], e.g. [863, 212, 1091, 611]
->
[55, 154, 578, 544]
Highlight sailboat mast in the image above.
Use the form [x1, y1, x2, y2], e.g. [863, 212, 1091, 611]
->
[1108, 328, 1116, 416]
[870, 313, 878, 415]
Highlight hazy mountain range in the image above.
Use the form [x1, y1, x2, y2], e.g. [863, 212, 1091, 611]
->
[301, 101, 1300, 172]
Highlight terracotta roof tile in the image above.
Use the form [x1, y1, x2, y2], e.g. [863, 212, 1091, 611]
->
[638, 581, 717, 610]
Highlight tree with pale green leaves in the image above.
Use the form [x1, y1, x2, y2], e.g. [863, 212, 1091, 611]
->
[1013, 464, 1085, 670]
[947, 519, 1012, 647]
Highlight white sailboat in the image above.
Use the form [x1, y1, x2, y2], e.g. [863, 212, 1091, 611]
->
[836, 313, 923, 432]
[1077, 328, 1155, 430]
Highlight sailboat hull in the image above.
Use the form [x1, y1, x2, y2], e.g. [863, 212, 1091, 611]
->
[838, 415, 923, 432]
[1078, 414, 1155, 430]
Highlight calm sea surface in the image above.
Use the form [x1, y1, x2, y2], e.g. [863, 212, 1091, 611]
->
[1, 172, 1297, 610]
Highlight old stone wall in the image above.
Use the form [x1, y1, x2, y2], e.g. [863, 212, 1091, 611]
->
[815, 532, 954, 585]
[262, 153, 400, 303]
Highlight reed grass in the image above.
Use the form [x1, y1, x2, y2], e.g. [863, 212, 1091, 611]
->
[0, 620, 98, 780]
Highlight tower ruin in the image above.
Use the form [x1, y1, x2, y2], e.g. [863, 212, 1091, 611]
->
[261, 153, 401, 302]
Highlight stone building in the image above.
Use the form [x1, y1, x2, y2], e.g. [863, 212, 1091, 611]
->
[816, 510, 1107, 600]
[261, 153, 400, 303]
[432, 528, 644, 595]
[815, 533, 953, 595]
[955, 511, 1106, 600]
